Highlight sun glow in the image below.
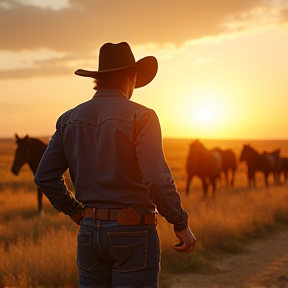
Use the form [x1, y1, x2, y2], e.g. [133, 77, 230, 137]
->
[177, 87, 223, 125]
[165, 86, 239, 138]
[198, 106, 214, 123]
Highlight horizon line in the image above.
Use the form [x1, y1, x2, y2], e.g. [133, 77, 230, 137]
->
[1, 135, 287, 142]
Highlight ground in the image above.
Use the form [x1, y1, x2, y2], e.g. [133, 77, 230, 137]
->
[167, 227, 288, 288]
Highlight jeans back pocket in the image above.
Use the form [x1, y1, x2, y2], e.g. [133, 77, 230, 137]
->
[77, 231, 98, 271]
[108, 230, 148, 272]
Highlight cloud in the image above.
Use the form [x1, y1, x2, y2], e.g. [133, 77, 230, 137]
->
[280, 8, 288, 23]
[0, 0, 265, 52]
[220, 2, 288, 34]
[1, 0, 71, 10]
[0, 0, 287, 78]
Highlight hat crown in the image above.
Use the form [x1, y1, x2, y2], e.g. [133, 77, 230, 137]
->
[98, 42, 136, 71]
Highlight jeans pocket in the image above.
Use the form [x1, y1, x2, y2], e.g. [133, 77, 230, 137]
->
[108, 230, 148, 272]
[77, 231, 98, 271]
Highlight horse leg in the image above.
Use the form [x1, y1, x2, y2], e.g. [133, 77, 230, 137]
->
[276, 171, 281, 185]
[224, 171, 229, 188]
[201, 178, 208, 199]
[230, 169, 235, 188]
[211, 179, 217, 198]
[185, 174, 193, 195]
[252, 174, 257, 188]
[247, 170, 253, 188]
[37, 188, 43, 215]
[273, 171, 277, 185]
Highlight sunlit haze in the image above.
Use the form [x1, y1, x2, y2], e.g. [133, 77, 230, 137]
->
[1, 0, 288, 140]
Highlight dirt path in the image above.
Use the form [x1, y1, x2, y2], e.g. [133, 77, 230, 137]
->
[167, 227, 288, 288]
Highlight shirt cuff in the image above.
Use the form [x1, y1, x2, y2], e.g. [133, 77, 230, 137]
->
[57, 199, 84, 216]
[173, 209, 189, 232]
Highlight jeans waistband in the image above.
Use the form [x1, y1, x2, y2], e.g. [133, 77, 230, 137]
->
[83, 207, 157, 225]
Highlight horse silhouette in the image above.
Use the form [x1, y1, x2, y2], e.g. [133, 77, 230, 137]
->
[263, 149, 282, 184]
[185, 139, 222, 198]
[278, 157, 288, 183]
[239, 144, 281, 188]
[11, 134, 47, 214]
[212, 147, 237, 188]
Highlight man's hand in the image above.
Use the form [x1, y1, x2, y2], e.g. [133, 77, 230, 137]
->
[70, 206, 84, 225]
[173, 227, 196, 254]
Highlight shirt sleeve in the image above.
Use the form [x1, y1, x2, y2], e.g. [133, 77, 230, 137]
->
[134, 109, 188, 232]
[34, 118, 83, 216]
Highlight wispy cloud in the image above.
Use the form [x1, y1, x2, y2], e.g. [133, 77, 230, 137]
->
[0, 49, 66, 71]
[221, 2, 288, 34]
[0, 0, 71, 10]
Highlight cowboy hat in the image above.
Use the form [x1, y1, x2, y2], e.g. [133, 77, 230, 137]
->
[74, 42, 158, 88]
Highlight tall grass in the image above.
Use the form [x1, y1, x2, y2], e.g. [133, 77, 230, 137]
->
[1, 185, 288, 287]
[157, 185, 288, 277]
[0, 190, 78, 288]
[1, 138, 288, 287]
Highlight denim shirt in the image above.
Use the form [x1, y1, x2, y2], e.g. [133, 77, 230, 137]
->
[34, 89, 188, 231]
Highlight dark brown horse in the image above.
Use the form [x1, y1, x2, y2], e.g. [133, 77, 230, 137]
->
[263, 149, 282, 184]
[185, 139, 222, 198]
[278, 157, 288, 182]
[11, 134, 47, 214]
[212, 147, 237, 188]
[239, 144, 281, 188]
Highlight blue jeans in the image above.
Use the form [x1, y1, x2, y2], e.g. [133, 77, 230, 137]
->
[77, 218, 160, 288]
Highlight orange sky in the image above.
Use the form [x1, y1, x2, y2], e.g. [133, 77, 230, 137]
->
[0, 0, 288, 139]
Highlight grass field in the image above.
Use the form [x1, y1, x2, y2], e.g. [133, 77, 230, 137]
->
[1, 137, 288, 288]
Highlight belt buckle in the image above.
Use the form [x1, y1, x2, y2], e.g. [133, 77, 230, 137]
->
[117, 208, 140, 225]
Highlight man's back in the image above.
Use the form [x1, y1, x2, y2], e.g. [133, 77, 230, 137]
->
[58, 89, 159, 210]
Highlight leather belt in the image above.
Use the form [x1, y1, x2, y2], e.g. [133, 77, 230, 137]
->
[83, 207, 157, 225]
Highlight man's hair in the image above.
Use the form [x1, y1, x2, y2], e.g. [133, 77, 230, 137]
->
[93, 69, 136, 90]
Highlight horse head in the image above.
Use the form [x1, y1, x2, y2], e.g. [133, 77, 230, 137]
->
[189, 139, 204, 152]
[11, 134, 31, 175]
[239, 144, 253, 162]
[188, 139, 206, 160]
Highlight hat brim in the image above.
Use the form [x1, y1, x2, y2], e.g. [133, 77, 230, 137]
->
[74, 56, 157, 88]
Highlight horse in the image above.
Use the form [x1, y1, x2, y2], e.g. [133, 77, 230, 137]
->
[263, 149, 282, 184]
[185, 139, 222, 198]
[278, 157, 288, 182]
[239, 144, 281, 188]
[11, 134, 47, 214]
[212, 147, 237, 188]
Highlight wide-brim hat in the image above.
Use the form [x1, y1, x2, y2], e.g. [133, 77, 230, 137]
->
[74, 42, 158, 88]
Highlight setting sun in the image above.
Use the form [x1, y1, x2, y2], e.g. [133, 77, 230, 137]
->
[198, 106, 214, 123]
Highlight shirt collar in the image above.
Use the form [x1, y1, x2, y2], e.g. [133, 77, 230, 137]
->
[93, 89, 127, 99]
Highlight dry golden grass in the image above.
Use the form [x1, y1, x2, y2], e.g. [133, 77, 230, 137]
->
[1, 137, 288, 287]
[0, 190, 78, 288]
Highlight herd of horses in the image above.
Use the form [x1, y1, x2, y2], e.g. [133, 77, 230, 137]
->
[10, 134, 288, 214]
[186, 140, 288, 198]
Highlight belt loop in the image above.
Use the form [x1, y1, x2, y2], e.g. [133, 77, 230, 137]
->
[93, 208, 96, 224]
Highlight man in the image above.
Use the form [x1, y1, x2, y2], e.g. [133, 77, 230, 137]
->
[34, 42, 196, 288]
